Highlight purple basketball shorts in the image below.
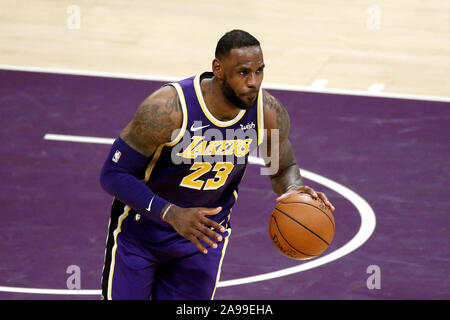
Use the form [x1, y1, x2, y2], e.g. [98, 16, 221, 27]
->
[101, 199, 231, 300]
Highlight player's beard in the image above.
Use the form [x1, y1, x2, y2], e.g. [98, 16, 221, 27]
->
[221, 76, 257, 110]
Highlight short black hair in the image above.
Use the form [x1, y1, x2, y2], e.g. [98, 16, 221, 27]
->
[215, 29, 260, 59]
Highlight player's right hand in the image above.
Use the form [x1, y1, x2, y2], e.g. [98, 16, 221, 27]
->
[162, 205, 226, 254]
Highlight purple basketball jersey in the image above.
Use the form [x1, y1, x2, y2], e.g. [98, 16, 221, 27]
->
[144, 72, 264, 225]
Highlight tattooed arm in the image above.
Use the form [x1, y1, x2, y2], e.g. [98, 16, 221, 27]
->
[262, 89, 302, 195]
[120, 85, 183, 156]
[262, 89, 335, 211]
[100, 86, 184, 216]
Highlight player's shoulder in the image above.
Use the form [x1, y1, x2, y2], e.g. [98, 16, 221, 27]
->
[120, 85, 183, 156]
[262, 88, 287, 116]
[136, 85, 183, 128]
[262, 89, 290, 132]
[141, 85, 180, 114]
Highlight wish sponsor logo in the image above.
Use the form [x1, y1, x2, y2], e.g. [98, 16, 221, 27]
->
[240, 122, 255, 131]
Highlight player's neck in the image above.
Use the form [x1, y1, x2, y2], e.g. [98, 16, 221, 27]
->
[201, 77, 242, 121]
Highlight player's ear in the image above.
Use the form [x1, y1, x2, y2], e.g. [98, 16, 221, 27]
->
[212, 58, 224, 80]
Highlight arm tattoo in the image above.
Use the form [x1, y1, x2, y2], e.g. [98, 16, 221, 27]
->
[264, 93, 290, 141]
[121, 89, 182, 156]
[263, 91, 303, 195]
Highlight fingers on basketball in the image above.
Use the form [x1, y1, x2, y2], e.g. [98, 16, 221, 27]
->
[269, 192, 335, 260]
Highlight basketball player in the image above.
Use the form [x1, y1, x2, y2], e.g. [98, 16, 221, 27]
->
[99, 29, 335, 300]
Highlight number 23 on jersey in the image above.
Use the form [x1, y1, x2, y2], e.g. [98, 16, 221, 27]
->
[180, 162, 234, 190]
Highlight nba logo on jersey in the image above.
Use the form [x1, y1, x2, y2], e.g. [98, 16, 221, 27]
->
[112, 150, 122, 163]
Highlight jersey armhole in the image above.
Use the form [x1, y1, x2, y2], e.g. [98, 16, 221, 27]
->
[257, 87, 265, 146]
[164, 83, 188, 146]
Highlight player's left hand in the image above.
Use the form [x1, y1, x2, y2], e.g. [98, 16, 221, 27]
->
[276, 185, 335, 212]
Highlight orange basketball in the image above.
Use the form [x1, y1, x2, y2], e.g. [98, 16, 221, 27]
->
[269, 192, 335, 260]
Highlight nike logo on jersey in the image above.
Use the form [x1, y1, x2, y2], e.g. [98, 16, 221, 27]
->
[146, 196, 155, 212]
[190, 123, 210, 131]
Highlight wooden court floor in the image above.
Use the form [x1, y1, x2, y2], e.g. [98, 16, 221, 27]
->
[0, 0, 449, 98]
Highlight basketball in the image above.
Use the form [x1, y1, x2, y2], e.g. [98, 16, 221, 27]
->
[269, 192, 335, 260]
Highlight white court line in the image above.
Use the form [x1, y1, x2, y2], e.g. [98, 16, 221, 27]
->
[0, 134, 376, 295]
[0, 286, 99, 295]
[1, 64, 449, 102]
[311, 79, 328, 89]
[368, 83, 385, 93]
[44, 133, 114, 145]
